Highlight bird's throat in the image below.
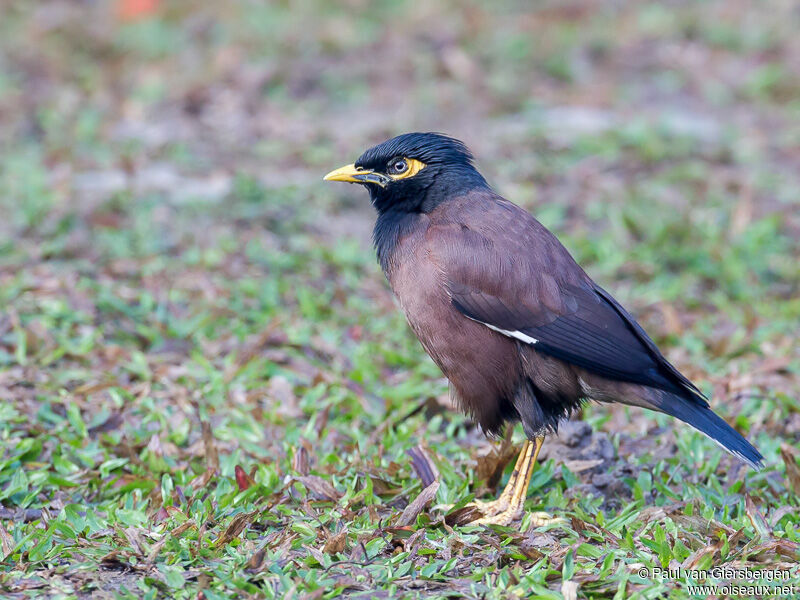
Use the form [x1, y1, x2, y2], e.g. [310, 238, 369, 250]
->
[372, 209, 423, 276]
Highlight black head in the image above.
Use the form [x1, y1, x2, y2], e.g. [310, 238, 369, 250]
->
[324, 133, 489, 214]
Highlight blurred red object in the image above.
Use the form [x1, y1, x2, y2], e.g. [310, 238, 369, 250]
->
[234, 465, 254, 491]
[118, 0, 159, 21]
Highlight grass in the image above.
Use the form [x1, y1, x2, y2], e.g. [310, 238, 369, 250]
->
[0, 1, 799, 598]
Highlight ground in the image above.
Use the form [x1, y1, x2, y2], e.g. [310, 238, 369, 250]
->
[0, 1, 799, 598]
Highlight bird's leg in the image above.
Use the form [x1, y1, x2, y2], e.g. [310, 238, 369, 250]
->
[467, 439, 531, 516]
[470, 436, 559, 527]
[469, 437, 536, 524]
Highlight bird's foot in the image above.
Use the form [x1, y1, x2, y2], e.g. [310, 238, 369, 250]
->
[465, 496, 511, 516]
[444, 496, 513, 526]
[444, 476, 520, 525]
[463, 438, 564, 528]
[468, 505, 562, 527]
[468, 504, 523, 526]
[446, 437, 564, 529]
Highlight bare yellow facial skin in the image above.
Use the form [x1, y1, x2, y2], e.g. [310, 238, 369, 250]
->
[324, 158, 426, 187]
[389, 158, 426, 180]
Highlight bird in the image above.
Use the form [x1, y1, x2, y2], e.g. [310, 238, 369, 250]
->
[324, 132, 762, 527]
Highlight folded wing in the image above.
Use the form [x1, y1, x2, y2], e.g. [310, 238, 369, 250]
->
[427, 198, 705, 403]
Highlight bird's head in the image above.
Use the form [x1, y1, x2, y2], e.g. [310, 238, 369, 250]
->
[324, 132, 488, 214]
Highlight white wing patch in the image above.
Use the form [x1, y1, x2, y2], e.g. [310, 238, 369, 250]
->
[455, 305, 539, 345]
[482, 323, 538, 345]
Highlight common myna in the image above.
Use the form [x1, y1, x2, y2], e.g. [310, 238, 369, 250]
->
[324, 133, 762, 526]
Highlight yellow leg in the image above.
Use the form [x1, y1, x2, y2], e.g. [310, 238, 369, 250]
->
[469, 436, 560, 527]
[468, 440, 531, 515]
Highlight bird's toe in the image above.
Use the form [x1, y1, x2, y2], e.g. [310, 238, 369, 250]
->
[443, 496, 511, 526]
[468, 504, 524, 527]
[527, 511, 565, 528]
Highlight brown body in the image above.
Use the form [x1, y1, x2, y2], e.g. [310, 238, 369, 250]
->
[325, 132, 762, 469]
[384, 191, 649, 437]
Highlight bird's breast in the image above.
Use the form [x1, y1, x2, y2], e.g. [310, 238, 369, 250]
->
[385, 231, 520, 413]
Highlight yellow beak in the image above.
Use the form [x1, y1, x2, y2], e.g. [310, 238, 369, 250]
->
[323, 163, 390, 187]
[323, 163, 363, 183]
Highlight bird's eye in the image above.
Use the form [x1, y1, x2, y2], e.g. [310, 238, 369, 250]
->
[390, 159, 408, 174]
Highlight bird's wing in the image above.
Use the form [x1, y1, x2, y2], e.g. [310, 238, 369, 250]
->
[428, 197, 705, 401]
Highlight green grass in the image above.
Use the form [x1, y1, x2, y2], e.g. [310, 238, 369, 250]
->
[0, 1, 799, 598]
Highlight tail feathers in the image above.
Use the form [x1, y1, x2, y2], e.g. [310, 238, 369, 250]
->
[651, 390, 763, 469]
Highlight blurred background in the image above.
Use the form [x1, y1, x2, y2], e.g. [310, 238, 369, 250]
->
[2, 0, 798, 416]
[1, 1, 799, 596]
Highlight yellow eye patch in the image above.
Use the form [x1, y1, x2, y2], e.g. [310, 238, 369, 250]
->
[389, 158, 426, 180]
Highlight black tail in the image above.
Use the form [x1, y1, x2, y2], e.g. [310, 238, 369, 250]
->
[652, 391, 763, 469]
